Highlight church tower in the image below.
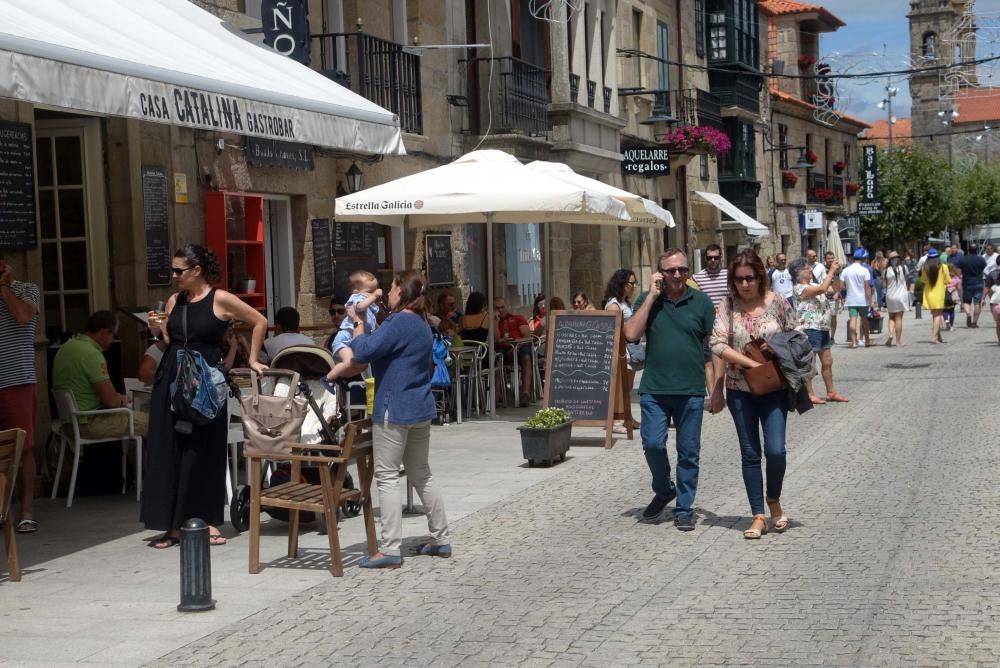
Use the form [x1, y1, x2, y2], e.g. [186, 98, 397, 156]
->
[908, 0, 977, 154]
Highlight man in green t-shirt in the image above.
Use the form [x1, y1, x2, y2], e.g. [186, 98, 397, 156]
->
[625, 249, 716, 531]
[53, 311, 148, 440]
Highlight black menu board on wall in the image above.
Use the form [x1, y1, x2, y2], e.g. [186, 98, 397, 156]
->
[0, 122, 37, 249]
[142, 166, 171, 286]
[425, 234, 454, 287]
[311, 218, 334, 298]
[333, 222, 378, 257]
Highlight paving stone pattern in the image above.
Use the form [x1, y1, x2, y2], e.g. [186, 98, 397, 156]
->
[154, 316, 1000, 667]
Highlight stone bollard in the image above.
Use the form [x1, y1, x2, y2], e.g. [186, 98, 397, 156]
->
[178, 518, 215, 612]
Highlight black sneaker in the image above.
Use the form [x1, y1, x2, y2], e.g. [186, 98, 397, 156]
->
[673, 512, 696, 531]
[967, 315, 973, 328]
[640, 491, 676, 523]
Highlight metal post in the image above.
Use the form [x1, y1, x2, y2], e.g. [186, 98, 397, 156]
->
[486, 213, 496, 419]
[178, 518, 215, 612]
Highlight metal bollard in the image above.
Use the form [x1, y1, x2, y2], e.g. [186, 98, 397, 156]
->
[178, 518, 215, 612]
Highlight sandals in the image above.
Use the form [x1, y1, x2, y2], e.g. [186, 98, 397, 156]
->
[743, 515, 768, 540]
[808, 396, 826, 405]
[766, 499, 789, 532]
[209, 532, 227, 546]
[15, 519, 38, 533]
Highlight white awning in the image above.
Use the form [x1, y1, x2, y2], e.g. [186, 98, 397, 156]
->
[693, 191, 770, 237]
[0, 0, 404, 155]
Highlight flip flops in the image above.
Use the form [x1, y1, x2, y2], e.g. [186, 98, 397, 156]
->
[15, 519, 38, 533]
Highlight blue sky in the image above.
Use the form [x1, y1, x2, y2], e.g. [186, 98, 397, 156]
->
[821, 0, 1000, 122]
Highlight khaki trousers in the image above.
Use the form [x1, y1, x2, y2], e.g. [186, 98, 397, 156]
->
[78, 411, 149, 440]
[372, 419, 449, 557]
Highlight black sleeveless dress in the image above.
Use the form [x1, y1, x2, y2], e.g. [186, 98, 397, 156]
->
[140, 289, 230, 531]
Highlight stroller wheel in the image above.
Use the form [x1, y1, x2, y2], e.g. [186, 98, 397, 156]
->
[231, 484, 251, 533]
[340, 472, 361, 517]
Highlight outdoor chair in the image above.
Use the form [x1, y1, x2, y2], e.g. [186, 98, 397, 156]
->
[50, 389, 142, 508]
[532, 334, 546, 400]
[225, 394, 244, 504]
[1, 428, 26, 582]
[247, 418, 376, 577]
[123, 378, 150, 499]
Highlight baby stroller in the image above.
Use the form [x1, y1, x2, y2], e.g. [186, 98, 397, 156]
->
[228, 345, 360, 532]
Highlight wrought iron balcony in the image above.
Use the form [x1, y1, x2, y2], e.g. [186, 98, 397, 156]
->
[569, 73, 580, 104]
[313, 32, 423, 134]
[636, 88, 723, 129]
[464, 56, 550, 135]
[807, 171, 832, 205]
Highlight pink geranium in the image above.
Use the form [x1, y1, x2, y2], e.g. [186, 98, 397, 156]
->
[657, 125, 732, 156]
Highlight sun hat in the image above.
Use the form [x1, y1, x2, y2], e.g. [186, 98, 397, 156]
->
[852, 247, 868, 260]
[927, 248, 940, 258]
[887, 251, 899, 259]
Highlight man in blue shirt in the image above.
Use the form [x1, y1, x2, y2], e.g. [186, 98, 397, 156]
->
[957, 242, 988, 327]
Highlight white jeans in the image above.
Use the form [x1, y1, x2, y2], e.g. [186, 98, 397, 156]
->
[372, 420, 449, 556]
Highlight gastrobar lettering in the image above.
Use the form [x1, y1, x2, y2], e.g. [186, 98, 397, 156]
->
[136, 87, 296, 140]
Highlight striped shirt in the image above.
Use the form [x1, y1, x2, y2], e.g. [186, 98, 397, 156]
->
[0, 280, 40, 389]
[693, 268, 729, 307]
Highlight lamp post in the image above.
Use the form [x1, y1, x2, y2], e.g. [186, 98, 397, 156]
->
[878, 83, 899, 248]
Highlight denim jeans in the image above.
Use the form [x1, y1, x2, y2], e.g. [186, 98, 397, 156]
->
[726, 389, 788, 516]
[639, 393, 704, 515]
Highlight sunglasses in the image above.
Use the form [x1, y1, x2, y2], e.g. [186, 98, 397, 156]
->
[734, 275, 758, 284]
[659, 267, 690, 276]
[171, 266, 196, 276]
[329, 308, 346, 315]
[626, 280, 638, 286]
[706, 255, 721, 261]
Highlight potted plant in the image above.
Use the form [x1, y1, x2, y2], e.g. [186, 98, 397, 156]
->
[805, 149, 819, 164]
[657, 125, 732, 157]
[832, 160, 847, 174]
[845, 182, 860, 196]
[517, 407, 573, 467]
[781, 171, 798, 188]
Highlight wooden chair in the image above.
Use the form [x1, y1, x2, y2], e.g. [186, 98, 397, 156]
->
[1, 428, 26, 582]
[247, 418, 376, 577]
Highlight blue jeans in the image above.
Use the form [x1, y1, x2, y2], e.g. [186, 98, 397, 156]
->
[726, 389, 788, 516]
[639, 394, 704, 515]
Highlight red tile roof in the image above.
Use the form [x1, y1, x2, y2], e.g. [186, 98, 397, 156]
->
[758, 0, 845, 29]
[861, 119, 913, 146]
[770, 89, 871, 130]
[953, 88, 1000, 125]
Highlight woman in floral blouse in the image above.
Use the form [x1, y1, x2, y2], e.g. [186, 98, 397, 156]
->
[791, 258, 848, 405]
[709, 250, 798, 540]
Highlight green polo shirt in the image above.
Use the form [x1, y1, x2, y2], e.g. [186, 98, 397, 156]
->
[633, 287, 716, 396]
[53, 334, 109, 415]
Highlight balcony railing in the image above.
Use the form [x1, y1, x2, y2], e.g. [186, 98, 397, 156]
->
[696, 90, 723, 129]
[587, 80, 597, 108]
[709, 72, 761, 114]
[569, 73, 580, 103]
[313, 32, 423, 134]
[464, 56, 550, 135]
[638, 88, 721, 130]
[807, 172, 829, 205]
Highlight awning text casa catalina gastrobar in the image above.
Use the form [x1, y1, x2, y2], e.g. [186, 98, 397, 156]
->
[137, 87, 296, 140]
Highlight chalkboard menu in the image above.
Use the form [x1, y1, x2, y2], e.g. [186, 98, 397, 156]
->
[142, 166, 171, 286]
[544, 311, 622, 429]
[0, 122, 37, 249]
[311, 218, 334, 298]
[425, 234, 454, 287]
[332, 222, 378, 257]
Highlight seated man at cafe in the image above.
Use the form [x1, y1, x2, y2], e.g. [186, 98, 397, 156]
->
[495, 297, 534, 407]
[52, 310, 148, 439]
[262, 306, 314, 362]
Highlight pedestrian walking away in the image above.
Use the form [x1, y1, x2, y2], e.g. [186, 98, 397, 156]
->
[842, 248, 877, 348]
[142, 244, 268, 549]
[710, 250, 799, 539]
[956, 243, 987, 328]
[350, 270, 450, 568]
[921, 248, 950, 345]
[0, 256, 40, 534]
[791, 258, 848, 404]
[625, 249, 716, 531]
[883, 251, 910, 346]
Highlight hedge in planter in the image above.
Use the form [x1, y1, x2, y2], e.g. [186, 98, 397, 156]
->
[517, 407, 573, 467]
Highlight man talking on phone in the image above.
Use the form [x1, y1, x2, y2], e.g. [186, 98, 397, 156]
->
[625, 249, 716, 531]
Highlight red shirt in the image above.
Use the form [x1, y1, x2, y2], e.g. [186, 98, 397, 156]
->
[498, 313, 529, 339]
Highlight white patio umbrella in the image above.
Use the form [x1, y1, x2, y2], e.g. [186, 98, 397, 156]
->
[827, 219, 849, 266]
[334, 149, 633, 417]
[526, 161, 676, 228]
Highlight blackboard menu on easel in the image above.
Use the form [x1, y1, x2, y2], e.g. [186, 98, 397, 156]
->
[311, 218, 334, 298]
[0, 122, 37, 249]
[142, 166, 171, 286]
[425, 234, 454, 286]
[544, 310, 624, 447]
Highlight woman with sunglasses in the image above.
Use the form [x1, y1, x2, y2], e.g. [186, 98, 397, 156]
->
[603, 269, 639, 434]
[709, 250, 798, 540]
[142, 244, 268, 549]
[572, 292, 596, 311]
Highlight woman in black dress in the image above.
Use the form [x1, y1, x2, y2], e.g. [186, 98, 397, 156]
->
[143, 245, 267, 548]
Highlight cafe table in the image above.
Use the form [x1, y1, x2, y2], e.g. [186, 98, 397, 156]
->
[495, 337, 535, 408]
[448, 345, 478, 424]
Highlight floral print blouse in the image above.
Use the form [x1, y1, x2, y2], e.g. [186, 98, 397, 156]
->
[793, 283, 831, 332]
[709, 293, 799, 392]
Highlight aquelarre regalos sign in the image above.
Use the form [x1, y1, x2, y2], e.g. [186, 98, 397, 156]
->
[622, 147, 670, 176]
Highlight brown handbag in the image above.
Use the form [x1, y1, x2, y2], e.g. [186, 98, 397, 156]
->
[231, 369, 308, 456]
[727, 297, 786, 397]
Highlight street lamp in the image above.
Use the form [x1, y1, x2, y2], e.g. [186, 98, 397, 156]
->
[345, 161, 364, 193]
[878, 84, 899, 150]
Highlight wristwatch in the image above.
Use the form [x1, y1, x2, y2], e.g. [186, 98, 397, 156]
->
[353, 319, 363, 328]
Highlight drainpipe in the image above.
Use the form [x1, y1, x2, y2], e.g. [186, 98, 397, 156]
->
[675, 0, 689, 254]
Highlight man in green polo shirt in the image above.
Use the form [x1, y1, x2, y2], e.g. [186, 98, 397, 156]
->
[53, 311, 148, 440]
[625, 249, 716, 531]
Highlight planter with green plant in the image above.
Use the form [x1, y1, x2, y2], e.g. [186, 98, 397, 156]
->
[517, 407, 573, 467]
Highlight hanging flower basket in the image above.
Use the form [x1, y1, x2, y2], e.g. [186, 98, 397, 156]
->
[658, 125, 732, 157]
[832, 160, 847, 174]
[798, 54, 816, 68]
[805, 150, 819, 164]
[781, 171, 798, 188]
[810, 187, 833, 201]
[845, 182, 860, 196]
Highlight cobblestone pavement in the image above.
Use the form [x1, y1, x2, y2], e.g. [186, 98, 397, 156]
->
[154, 313, 1000, 667]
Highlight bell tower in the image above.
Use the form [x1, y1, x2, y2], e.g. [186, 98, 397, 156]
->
[908, 0, 977, 153]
